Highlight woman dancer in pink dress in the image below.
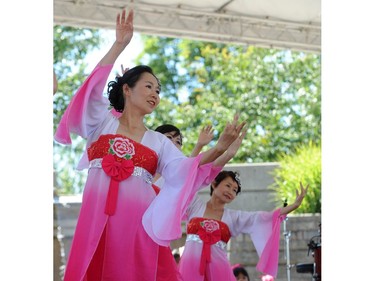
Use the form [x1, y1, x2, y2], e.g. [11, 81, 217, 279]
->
[54, 8, 246, 281]
[178, 171, 308, 281]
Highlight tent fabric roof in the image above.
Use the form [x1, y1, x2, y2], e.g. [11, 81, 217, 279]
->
[54, 0, 321, 53]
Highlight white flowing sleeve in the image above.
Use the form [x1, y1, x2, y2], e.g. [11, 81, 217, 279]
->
[54, 64, 115, 144]
[142, 133, 223, 246]
[229, 209, 274, 256]
[228, 208, 286, 278]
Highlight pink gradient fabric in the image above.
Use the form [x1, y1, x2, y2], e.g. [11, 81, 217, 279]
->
[54, 64, 113, 145]
[143, 160, 222, 246]
[178, 197, 285, 281]
[54, 63, 223, 281]
[256, 209, 286, 278]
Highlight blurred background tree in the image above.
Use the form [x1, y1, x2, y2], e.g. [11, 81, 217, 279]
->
[53, 26, 102, 195]
[270, 142, 321, 213]
[137, 36, 321, 162]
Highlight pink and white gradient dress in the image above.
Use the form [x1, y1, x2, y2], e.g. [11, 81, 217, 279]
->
[178, 196, 285, 281]
[54, 64, 222, 281]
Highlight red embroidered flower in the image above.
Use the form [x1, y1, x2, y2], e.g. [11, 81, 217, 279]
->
[198, 219, 221, 245]
[102, 154, 134, 181]
[109, 137, 135, 159]
[201, 220, 220, 233]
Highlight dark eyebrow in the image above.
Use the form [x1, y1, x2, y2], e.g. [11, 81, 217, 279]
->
[145, 80, 160, 90]
[228, 181, 238, 189]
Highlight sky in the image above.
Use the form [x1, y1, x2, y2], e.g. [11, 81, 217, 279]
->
[85, 30, 144, 77]
[1, 1, 375, 280]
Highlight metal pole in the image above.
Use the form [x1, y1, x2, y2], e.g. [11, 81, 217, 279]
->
[282, 198, 292, 281]
[283, 217, 292, 281]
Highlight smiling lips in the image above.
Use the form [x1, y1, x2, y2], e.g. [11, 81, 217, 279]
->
[224, 193, 233, 200]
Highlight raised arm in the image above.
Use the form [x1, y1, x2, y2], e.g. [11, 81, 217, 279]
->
[190, 125, 214, 157]
[99, 8, 134, 66]
[280, 182, 309, 215]
[213, 125, 247, 166]
[198, 114, 246, 166]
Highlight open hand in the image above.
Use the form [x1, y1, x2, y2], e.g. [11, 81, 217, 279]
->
[116, 8, 134, 47]
[216, 113, 246, 152]
[293, 182, 309, 207]
[280, 182, 309, 215]
[226, 125, 247, 158]
[116, 64, 130, 78]
[197, 125, 214, 146]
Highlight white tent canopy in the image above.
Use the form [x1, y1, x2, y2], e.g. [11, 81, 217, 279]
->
[54, 0, 321, 53]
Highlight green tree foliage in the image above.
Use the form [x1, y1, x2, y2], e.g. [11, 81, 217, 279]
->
[269, 142, 321, 214]
[53, 26, 102, 195]
[137, 36, 321, 162]
[54, 26, 102, 128]
[54, 31, 320, 195]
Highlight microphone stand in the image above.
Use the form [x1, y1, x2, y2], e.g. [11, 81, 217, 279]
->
[282, 199, 292, 281]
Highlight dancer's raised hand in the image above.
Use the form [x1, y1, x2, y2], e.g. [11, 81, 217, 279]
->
[116, 8, 134, 47]
[216, 113, 246, 152]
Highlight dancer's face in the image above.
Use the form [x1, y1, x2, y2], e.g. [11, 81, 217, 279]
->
[212, 176, 239, 204]
[125, 72, 160, 114]
[164, 131, 182, 150]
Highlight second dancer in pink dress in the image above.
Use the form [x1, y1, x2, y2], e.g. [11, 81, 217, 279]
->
[178, 171, 308, 280]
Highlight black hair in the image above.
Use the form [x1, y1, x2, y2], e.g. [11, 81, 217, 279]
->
[210, 170, 241, 196]
[233, 266, 250, 280]
[107, 65, 161, 113]
[154, 124, 183, 145]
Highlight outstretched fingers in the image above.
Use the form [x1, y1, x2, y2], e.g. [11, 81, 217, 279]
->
[236, 121, 246, 133]
[295, 182, 309, 203]
[121, 64, 129, 75]
[117, 8, 134, 26]
[229, 113, 246, 133]
[300, 182, 309, 194]
[116, 64, 130, 78]
[232, 113, 239, 124]
[116, 12, 121, 25]
[202, 124, 213, 133]
[121, 9, 126, 23]
[126, 9, 134, 24]
[238, 125, 248, 140]
[117, 9, 128, 24]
